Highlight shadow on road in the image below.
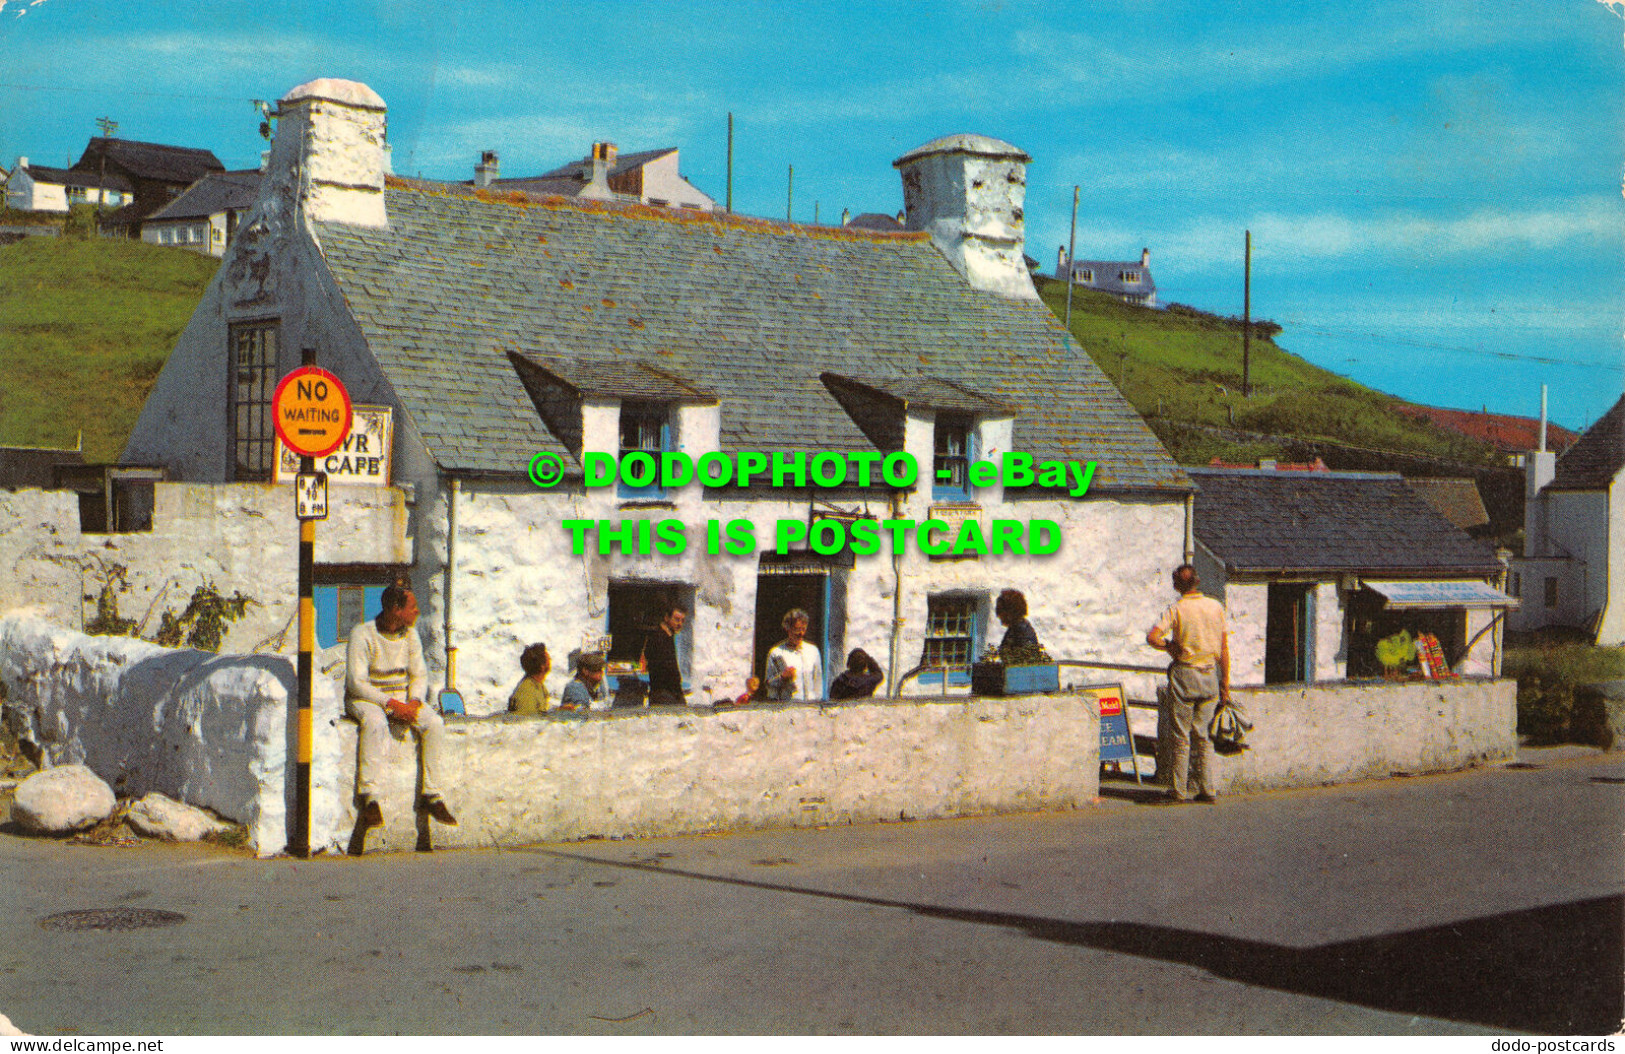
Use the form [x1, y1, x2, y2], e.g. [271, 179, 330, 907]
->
[543, 849, 1622, 1034]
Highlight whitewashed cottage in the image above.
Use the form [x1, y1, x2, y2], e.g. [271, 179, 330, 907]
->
[123, 78, 1194, 713]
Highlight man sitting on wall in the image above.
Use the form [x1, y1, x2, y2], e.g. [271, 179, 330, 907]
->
[346, 580, 457, 828]
[1146, 563, 1232, 804]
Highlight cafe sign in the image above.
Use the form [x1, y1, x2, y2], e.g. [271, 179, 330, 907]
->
[275, 405, 393, 486]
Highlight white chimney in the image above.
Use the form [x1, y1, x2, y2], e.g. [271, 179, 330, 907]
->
[475, 150, 500, 188]
[1141, 247, 1150, 267]
[1057, 244, 1068, 275]
[270, 78, 389, 228]
[1524, 386, 1557, 557]
[579, 141, 617, 200]
[893, 134, 1036, 300]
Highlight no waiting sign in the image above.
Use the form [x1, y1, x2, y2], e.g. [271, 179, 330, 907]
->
[273, 367, 352, 458]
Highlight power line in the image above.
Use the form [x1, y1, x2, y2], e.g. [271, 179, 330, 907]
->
[0, 82, 255, 104]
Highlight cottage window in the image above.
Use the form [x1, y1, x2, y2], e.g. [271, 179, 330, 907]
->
[1120, 270, 1141, 283]
[68, 186, 87, 204]
[228, 321, 280, 481]
[920, 593, 981, 687]
[1544, 577, 1559, 609]
[618, 402, 671, 500]
[1076, 267, 1093, 283]
[313, 583, 386, 648]
[932, 416, 975, 502]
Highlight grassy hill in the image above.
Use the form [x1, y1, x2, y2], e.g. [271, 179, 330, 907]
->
[1033, 277, 1501, 468]
[0, 235, 219, 462]
[0, 235, 1498, 473]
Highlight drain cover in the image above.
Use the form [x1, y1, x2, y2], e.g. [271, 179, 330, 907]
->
[40, 908, 187, 932]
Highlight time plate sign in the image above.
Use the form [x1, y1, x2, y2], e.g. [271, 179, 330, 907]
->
[272, 367, 352, 458]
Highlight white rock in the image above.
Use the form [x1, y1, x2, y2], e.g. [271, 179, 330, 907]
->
[126, 792, 232, 842]
[11, 764, 115, 834]
[0, 1011, 28, 1036]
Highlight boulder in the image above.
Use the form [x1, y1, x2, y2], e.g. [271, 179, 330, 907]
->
[11, 765, 116, 834]
[126, 792, 232, 842]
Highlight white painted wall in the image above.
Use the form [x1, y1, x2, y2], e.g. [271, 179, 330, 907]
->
[4, 168, 66, 212]
[1602, 474, 1625, 645]
[638, 152, 715, 211]
[0, 483, 411, 655]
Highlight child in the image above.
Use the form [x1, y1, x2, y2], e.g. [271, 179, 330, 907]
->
[829, 648, 884, 700]
[726, 675, 761, 708]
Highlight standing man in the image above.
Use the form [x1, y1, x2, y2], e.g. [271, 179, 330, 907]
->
[346, 580, 457, 829]
[765, 607, 824, 701]
[641, 600, 687, 707]
[1146, 564, 1231, 804]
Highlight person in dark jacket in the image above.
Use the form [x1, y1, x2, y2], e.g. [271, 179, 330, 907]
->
[995, 589, 1044, 663]
[828, 648, 885, 700]
[640, 599, 687, 707]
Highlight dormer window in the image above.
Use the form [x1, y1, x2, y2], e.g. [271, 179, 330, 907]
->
[933, 415, 975, 502]
[1120, 270, 1141, 283]
[619, 402, 671, 500]
[1076, 268, 1093, 283]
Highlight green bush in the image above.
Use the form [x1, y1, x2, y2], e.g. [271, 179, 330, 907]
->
[62, 203, 99, 239]
[1505, 637, 1625, 746]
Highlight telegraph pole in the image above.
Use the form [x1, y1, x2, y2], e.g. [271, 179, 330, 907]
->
[1064, 185, 1080, 332]
[1242, 229, 1252, 398]
[725, 112, 733, 213]
[786, 164, 793, 222]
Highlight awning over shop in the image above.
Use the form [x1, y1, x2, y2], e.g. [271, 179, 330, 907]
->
[1363, 580, 1520, 610]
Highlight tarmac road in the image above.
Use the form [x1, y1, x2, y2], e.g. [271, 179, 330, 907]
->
[1, 745, 1621, 1036]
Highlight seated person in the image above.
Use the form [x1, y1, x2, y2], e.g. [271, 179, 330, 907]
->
[994, 588, 1047, 664]
[559, 652, 609, 711]
[828, 648, 885, 700]
[345, 581, 456, 829]
[507, 642, 551, 714]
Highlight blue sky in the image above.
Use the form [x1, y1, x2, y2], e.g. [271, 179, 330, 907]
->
[3, 0, 1621, 430]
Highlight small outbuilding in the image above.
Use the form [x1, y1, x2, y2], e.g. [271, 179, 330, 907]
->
[1189, 467, 1514, 684]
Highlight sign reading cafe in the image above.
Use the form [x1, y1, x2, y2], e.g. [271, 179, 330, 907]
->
[274, 405, 393, 486]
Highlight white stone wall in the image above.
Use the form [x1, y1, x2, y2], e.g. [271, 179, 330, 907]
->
[0, 615, 346, 853]
[1164, 679, 1517, 795]
[638, 152, 715, 211]
[1548, 489, 1610, 622]
[314, 694, 1102, 853]
[5, 169, 67, 212]
[1602, 475, 1625, 646]
[0, 483, 411, 655]
[408, 478, 1185, 715]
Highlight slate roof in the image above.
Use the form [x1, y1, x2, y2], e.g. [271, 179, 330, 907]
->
[1549, 394, 1625, 491]
[146, 170, 260, 221]
[312, 181, 1189, 491]
[1060, 259, 1155, 298]
[73, 138, 224, 185]
[16, 164, 133, 193]
[481, 148, 687, 199]
[1191, 468, 1501, 574]
[845, 213, 903, 232]
[1405, 477, 1490, 531]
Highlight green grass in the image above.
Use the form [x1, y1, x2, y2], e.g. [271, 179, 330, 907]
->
[1035, 278, 1501, 466]
[0, 236, 218, 462]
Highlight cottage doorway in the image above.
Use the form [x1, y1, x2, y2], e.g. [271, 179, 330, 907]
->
[1264, 582, 1314, 684]
[751, 560, 843, 696]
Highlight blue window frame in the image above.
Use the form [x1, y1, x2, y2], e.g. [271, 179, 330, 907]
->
[618, 403, 671, 500]
[932, 416, 976, 502]
[919, 593, 981, 688]
[314, 584, 386, 649]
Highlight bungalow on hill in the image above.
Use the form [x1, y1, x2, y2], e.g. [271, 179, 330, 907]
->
[1189, 467, 1514, 684]
[1055, 247, 1157, 307]
[466, 142, 716, 211]
[140, 170, 262, 256]
[4, 158, 133, 212]
[121, 78, 1194, 713]
[1511, 394, 1625, 646]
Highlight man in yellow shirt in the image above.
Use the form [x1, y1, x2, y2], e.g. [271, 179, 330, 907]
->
[1146, 564, 1232, 803]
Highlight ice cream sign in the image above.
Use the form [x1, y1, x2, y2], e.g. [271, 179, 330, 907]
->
[275, 404, 393, 486]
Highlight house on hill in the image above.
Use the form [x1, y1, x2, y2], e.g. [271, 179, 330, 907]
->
[1189, 467, 1513, 683]
[1511, 394, 1625, 645]
[4, 158, 133, 212]
[69, 137, 225, 236]
[122, 78, 1193, 712]
[140, 170, 261, 256]
[1055, 247, 1157, 307]
[466, 142, 716, 211]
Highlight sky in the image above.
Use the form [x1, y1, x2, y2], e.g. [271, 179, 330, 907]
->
[2, 0, 1621, 431]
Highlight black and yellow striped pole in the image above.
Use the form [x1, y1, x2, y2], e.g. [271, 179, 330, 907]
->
[272, 350, 351, 860]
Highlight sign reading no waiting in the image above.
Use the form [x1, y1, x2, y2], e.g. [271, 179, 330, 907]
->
[272, 367, 352, 458]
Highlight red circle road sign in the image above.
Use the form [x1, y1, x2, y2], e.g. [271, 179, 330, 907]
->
[272, 367, 353, 458]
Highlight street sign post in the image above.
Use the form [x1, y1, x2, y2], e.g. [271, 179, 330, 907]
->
[272, 361, 352, 858]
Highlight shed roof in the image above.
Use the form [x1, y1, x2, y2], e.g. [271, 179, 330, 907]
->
[312, 181, 1188, 491]
[1404, 477, 1490, 531]
[1191, 468, 1501, 575]
[1548, 394, 1625, 491]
